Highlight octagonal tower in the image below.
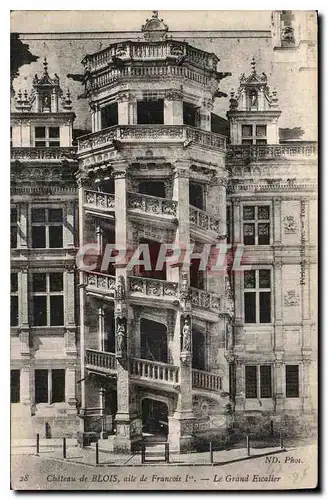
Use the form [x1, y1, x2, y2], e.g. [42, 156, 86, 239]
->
[77, 11, 233, 453]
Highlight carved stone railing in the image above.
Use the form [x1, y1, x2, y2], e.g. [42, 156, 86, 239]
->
[192, 369, 222, 391]
[78, 125, 226, 153]
[190, 287, 221, 312]
[84, 189, 115, 212]
[227, 143, 317, 160]
[11, 147, 77, 161]
[128, 192, 177, 217]
[84, 40, 216, 73]
[85, 349, 117, 373]
[130, 357, 179, 385]
[83, 271, 116, 295]
[189, 206, 220, 232]
[129, 276, 178, 299]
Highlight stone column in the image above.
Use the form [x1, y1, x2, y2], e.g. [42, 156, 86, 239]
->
[199, 99, 213, 131]
[20, 266, 30, 356]
[274, 262, 284, 354]
[112, 161, 141, 452]
[20, 364, 33, 406]
[169, 161, 194, 452]
[234, 360, 245, 411]
[98, 306, 105, 351]
[118, 94, 130, 125]
[274, 361, 285, 413]
[164, 91, 183, 125]
[65, 365, 77, 411]
[65, 265, 77, 356]
[65, 201, 75, 248]
[18, 203, 28, 248]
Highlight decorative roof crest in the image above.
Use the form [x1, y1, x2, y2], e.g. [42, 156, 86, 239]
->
[141, 10, 169, 41]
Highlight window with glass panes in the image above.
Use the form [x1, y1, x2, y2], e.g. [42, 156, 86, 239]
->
[35, 369, 65, 404]
[32, 272, 64, 326]
[245, 365, 272, 399]
[31, 208, 63, 248]
[11, 272, 18, 326]
[286, 365, 299, 398]
[243, 205, 270, 245]
[241, 124, 267, 145]
[34, 126, 60, 147]
[244, 269, 271, 323]
[11, 207, 17, 248]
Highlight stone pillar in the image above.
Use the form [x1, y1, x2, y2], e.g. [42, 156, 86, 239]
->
[199, 100, 212, 131]
[112, 161, 141, 452]
[234, 360, 245, 411]
[274, 361, 285, 413]
[18, 203, 28, 248]
[98, 306, 105, 351]
[65, 265, 77, 356]
[20, 365, 33, 406]
[232, 198, 241, 244]
[169, 161, 194, 452]
[274, 262, 284, 354]
[118, 95, 130, 125]
[273, 197, 282, 244]
[302, 359, 313, 411]
[164, 91, 183, 125]
[20, 266, 30, 356]
[65, 365, 77, 410]
[65, 201, 75, 248]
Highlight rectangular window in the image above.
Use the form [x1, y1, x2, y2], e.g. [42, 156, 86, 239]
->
[286, 365, 299, 398]
[11, 370, 20, 403]
[32, 272, 64, 326]
[244, 269, 271, 323]
[51, 369, 65, 403]
[260, 365, 272, 398]
[35, 369, 48, 403]
[101, 102, 118, 129]
[241, 124, 267, 145]
[245, 366, 257, 398]
[245, 365, 272, 399]
[11, 272, 18, 326]
[31, 208, 63, 248]
[183, 102, 199, 127]
[34, 126, 60, 147]
[11, 207, 17, 248]
[137, 99, 164, 124]
[243, 205, 270, 245]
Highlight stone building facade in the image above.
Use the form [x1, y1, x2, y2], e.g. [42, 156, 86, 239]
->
[10, 11, 317, 450]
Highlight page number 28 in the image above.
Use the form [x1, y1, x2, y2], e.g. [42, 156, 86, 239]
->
[19, 474, 29, 482]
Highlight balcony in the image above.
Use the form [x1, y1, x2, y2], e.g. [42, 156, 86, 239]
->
[192, 368, 222, 392]
[11, 147, 77, 161]
[190, 287, 221, 313]
[227, 142, 317, 161]
[130, 357, 179, 387]
[78, 125, 226, 154]
[189, 206, 220, 234]
[128, 192, 177, 219]
[84, 189, 115, 216]
[129, 276, 178, 303]
[85, 349, 117, 375]
[83, 271, 116, 296]
[83, 40, 218, 74]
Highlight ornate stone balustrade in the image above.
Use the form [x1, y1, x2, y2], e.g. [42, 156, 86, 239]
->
[192, 368, 222, 391]
[78, 125, 226, 153]
[84, 189, 115, 212]
[227, 143, 317, 161]
[83, 271, 116, 295]
[130, 357, 179, 385]
[85, 349, 117, 373]
[190, 287, 221, 312]
[128, 192, 177, 217]
[129, 276, 178, 299]
[189, 206, 220, 232]
[11, 147, 77, 161]
[84, 40, 216, 73]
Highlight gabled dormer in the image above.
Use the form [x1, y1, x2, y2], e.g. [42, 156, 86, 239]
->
[227, 58, 281, 145]
[11, 57, 75, 148]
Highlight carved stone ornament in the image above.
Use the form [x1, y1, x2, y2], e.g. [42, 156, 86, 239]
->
[115, 276, 126, 301]
[181, 315, 191, 352]
[115, 317, 126, 358]
[283, 215, 298, 234]
[284, 290, 300, 307]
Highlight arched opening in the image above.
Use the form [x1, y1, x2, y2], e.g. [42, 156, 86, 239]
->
[140, 318, 168, 363]
[138, 180, 166, 198]
[192, 328, 206, 371]
[142, 398, 168, 437]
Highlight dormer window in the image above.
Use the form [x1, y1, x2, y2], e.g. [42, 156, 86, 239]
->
[35, 126, 60, 147]
[242, 124, 267, 145]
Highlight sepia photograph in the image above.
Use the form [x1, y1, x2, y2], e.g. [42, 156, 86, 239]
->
[9, 9, 318, 491]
